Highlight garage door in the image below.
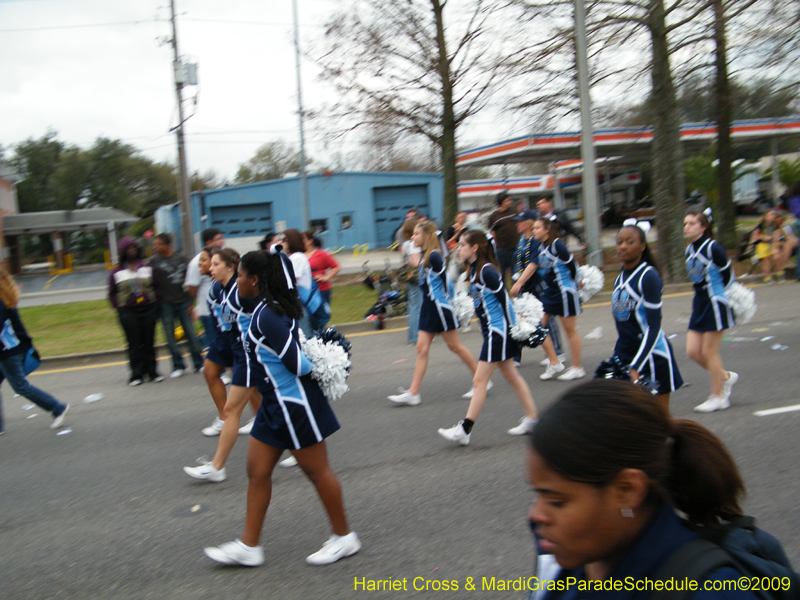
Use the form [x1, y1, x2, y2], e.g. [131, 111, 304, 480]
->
[373, 185, 429, 247]
[209, 204, 273, 238]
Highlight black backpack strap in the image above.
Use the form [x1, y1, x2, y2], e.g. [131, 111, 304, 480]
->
[651, 538, 734, 600]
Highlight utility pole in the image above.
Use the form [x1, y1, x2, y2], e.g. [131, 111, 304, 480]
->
[293, 0, 310, 230]
[574, 0, 602, 267]
[170, 0, 195, 257]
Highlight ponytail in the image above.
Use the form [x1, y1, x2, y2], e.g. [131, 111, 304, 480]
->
[416, 221, 442, 268]
[664, 420, 744, 525]
[239, 251, 303, 320]
[462, 229, 499, 275]
[531, 379, 744, 528]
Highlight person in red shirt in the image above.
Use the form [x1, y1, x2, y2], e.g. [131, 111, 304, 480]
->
[303, 231, 341, 306]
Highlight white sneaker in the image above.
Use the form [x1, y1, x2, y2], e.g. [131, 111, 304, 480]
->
[462, 380, 493, 399]
[51, 404, 70, 430]
[306, 532, 361, 566]
[557, 366, 586, 381]
[437, 421, 470, 446]
[238, 417, 255, 435]
[128, 378, 143, 387]
[539, 354, 567, 366]
[170, 369, 184, 379]
[204, 540, 264, 566]
[694, 395, 730, 413]
[202, 417, 224, 437]
[721, 371, 738, 400]
[507, 416, 537, 436]
[184, 458, 226, 482]
[388, 389, 421, 406]
[280, 455, 298, 468]
[540, 362, 565, 380]
[220, 373, 232, 385]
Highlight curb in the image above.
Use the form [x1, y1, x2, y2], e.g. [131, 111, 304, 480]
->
[39, 281, 702, 369]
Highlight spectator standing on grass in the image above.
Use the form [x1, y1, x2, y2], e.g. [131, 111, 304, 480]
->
[185, 228, 225, 348]
[0, 267, 70, 434]
[304, 229, 340, 307]
[108, 237, 162, 386]
[488, 192, 520, 280]
[150, 233, 204, 378]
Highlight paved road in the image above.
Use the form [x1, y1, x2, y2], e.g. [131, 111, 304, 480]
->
[3, 283, 799, 599]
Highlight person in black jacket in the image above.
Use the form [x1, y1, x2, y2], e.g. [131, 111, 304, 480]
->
[536, 197, 584, 245]
[0, 267, 69, 433]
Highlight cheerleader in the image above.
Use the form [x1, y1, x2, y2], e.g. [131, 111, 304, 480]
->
[508, 209, 564, 365]
[611, 219, 683, 413]
[533, 216, 584, 381]
[184, 248, 261, 482]
[204, 251, 359, 567]
[438, 231, 538, 445]
[684, 208, 738, 412]
[388, 221, 478, 405]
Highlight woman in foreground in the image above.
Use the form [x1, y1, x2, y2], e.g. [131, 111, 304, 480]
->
[528, 379, 761, 599]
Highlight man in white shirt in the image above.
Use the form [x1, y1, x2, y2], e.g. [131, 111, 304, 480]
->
[185, 228, 225, 349]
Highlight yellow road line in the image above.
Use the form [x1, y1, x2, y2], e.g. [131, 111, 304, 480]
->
[43, 274, 59, 291]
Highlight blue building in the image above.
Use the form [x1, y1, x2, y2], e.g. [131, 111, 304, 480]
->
[156, 171, 444, 254]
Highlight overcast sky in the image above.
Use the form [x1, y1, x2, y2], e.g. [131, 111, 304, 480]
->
[0, 0, 348, 181]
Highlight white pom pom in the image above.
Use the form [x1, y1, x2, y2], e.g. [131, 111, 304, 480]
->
[300, 335, 352, 401]
[578, 265, 604, 303]
[725, 281, 757, 325]
[510, 293, 544, 342]
[452, 292, 475, 327]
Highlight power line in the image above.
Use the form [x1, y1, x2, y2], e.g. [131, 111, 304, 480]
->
[0, 19, 164, 33]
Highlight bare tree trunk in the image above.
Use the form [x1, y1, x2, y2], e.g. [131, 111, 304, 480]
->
[714, 0, 736, 248]
[432, 0, 458, 227]
[649, 0, 687, 282]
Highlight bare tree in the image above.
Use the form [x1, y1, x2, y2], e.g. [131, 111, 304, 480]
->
[315, 0, 518, 225]
[514, 0, 713, 281]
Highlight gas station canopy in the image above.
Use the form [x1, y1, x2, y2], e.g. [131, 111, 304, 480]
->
[456, 117, 800, 167]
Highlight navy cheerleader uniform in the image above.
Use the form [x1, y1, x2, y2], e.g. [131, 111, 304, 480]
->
[612, 261, 683, 395]
[205, 277, 236, 369]
[470, 263, 519, 362]
[537, 239, 581, 317]
[246, 302, 340, 450]
[418, 250, 459, 332]
[224, 282, 258, 388]
[685, 235, 734, 332]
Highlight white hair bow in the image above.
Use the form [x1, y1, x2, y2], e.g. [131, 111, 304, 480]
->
[622, 218, 652, 235]
[703, 207, 713, 222]
[268, 243, 295, 290]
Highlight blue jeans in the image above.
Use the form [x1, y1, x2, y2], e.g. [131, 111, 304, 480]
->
[0, 352, 66, 431]
[309, 289, 332, 334]
[199, 315, 217, 349]
[406, 283, 423, 343]
[161, 301, 205, 372]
